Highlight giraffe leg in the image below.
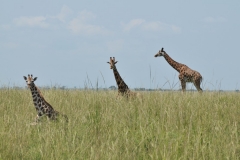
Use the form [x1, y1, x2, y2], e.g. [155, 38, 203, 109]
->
[47, 111, 58, 121]
[34, 112, 43, 123]
[179, 74, 186, 92]
[29, 115, 40, 125]
[35, 114, 40, 122]
[181, 80, 186, 92]
[194, 79, 203, 92]
[52, 111, 59, 120]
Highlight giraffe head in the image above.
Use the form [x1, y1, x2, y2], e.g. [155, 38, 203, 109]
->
[107, 57, 118, 69]
[23, 74, 37, 88]
[154, 48, 165, 57]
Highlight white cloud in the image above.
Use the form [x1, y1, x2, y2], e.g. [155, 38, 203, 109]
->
[122, 19, 181, 33]
[54, 5, 73, 22]
[121, 19, 145, 31]
[203, 17, 227, 23]
[68, 10, 109, 35]
[11, 8, 110, 35]
[12, 5, 72, 28]
[142, 21, 165, 31]
[68, 19, 106, 35]
[13, 16, 48, 28]
[77, 10, 96, 21]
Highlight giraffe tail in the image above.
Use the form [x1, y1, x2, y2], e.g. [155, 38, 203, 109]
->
[199, 76, 203, 92]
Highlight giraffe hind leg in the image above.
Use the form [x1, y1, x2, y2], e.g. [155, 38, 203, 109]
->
[49, 111, 68, 123]
[194, 79, 203, 92]
[49, 111, 59, 120]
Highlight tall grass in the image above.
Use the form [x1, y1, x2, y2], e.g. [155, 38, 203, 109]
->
[0, 89, 239, 159]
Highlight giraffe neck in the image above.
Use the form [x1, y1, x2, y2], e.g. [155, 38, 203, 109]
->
[163, 52, 184, 72]
[113, 68, 130, 93]
[29, 84, 54, 110]
[29, 84, 44, 105]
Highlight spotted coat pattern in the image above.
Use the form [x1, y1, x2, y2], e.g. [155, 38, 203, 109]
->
[155, 48, 203, 92]
[24, 74, 68, 123]
[107, 57, 135, 97]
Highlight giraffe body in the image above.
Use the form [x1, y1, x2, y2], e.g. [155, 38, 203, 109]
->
[155, 48, 203, 92]
[107, 57, 136, 98]
[24, 74, 68, 123]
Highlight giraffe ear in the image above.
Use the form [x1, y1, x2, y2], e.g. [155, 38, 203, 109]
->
[107, 62, 110, 64]
[114, 61, 118, 64]
[33, 77, 38, 81]
[23, 76, 27, 80]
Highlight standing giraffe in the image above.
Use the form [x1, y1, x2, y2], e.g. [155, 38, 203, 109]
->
[107, 57, 135, 98]
[154, 48, 203, 92]
[23, 74, 68, 124]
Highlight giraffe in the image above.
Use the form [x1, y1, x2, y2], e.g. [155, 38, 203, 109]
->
[154, 48, 203, 92]
[107, 57, 136, 98]
[23, 74, 68, 124]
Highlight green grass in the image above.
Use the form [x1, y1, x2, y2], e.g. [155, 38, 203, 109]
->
[0, 89, 239, 159]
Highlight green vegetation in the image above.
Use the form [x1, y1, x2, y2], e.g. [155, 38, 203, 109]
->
[0, 89, 239, 159]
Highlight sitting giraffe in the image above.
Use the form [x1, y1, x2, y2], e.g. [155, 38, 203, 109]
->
[107, 57, 136, 98]
[23, 74, 68, 124]
[154, 48, 203, 92]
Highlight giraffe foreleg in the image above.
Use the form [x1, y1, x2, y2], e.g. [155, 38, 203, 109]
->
[180, 80, 186, 92]
[33, 111, 45, 124]
[179, 74, 186, 92]
[29, 114, 41, 125]
[35, 115, 40, 122]
[35, 112, 43, 122]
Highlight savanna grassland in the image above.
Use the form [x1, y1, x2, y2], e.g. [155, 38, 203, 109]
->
[0, 89, 239, 159]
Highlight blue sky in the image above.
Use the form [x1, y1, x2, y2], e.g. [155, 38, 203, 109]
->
[1, 1, 240, 90]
